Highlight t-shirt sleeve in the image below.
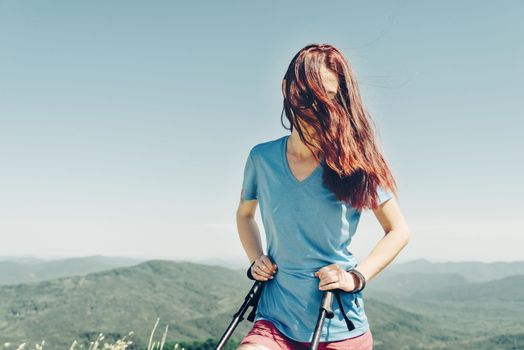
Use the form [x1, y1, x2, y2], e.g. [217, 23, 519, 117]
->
[377, 185, 393, 205]
[241, 150, 258, 200]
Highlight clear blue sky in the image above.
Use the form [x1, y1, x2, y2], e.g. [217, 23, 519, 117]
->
[0, 0, 522, 265]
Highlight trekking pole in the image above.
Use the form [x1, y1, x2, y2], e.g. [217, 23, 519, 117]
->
[309, 290, 335, 350]
[215, 280, 265, 350]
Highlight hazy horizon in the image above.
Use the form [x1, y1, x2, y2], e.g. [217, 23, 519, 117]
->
[1, 253, 522, 266]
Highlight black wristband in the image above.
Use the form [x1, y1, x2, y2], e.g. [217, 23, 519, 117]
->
[346, 268, 366, 293]
[247, 260, 256, 280]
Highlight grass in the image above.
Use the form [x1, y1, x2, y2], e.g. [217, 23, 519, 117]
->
[0, 317, 189, 350]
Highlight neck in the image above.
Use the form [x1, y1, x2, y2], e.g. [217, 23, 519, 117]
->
[288, 130, 322, 159]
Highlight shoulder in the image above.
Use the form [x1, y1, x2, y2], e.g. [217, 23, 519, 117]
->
[249, 135, 286, 160]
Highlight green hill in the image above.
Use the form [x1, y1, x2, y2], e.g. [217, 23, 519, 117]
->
[368, 271, 470, 297]
[0, 259, 522, 350]
[408, 274, 524, 302]
[0, 260, 255, 349]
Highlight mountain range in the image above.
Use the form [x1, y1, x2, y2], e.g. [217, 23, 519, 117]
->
[0, 257, 522, 350]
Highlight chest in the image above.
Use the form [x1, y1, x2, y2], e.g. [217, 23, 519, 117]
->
[285, 151, 321, 183]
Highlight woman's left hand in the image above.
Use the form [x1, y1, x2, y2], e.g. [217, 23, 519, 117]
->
[315, 264, 357, 292]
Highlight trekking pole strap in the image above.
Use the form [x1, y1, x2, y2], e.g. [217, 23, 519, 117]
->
[334, 290, 356, 331]
[247, 280, 264, 322]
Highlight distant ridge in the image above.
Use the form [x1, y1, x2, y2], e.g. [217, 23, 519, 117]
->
[2, 255, 524, 286]
[387, 258, 524, 282]
[0, 255, 146, 285]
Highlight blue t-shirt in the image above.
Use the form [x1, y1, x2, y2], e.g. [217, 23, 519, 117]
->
[241, 134, 393, 342]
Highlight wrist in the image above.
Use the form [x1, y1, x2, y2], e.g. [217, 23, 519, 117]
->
[344, 270, 360, 292]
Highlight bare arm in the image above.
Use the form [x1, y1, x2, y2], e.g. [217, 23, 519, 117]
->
[353, 196, 411, 284]
[236, 193, 264, 264]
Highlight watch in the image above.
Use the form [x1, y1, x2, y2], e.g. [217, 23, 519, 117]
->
[346, 268, 366, 293]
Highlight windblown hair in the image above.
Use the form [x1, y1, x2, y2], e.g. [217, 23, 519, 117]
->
[280, 43, 398, 212]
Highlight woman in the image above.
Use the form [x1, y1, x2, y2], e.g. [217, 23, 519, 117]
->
[236, 43, 411, 350]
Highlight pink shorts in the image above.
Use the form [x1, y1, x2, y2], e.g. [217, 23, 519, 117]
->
[239, 319, 373, 350]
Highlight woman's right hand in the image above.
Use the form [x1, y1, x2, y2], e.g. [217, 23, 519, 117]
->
[250, 255, 278, 281]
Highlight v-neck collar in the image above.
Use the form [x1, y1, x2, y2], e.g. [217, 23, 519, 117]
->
[282, 135, 324, 186]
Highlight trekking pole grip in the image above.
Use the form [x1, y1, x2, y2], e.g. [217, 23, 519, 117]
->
[320, 291, 335, 318]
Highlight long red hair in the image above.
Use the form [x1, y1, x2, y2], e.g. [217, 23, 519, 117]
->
[280, 43, 398, 212]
